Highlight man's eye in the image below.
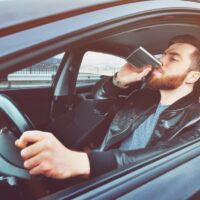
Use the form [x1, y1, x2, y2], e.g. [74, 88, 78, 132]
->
[170, 57, 178, 62]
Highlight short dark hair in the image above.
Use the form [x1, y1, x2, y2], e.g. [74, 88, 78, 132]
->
[169, 34, 200, 71]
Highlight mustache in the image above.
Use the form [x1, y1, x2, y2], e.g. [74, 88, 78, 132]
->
[152, 67, 165, 74]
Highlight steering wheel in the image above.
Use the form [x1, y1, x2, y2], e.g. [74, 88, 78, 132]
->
[0, 94, 35, 133]
[0, 94, 35, 180]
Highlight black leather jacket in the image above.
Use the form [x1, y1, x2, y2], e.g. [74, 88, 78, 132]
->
[88, 77, 200, 177]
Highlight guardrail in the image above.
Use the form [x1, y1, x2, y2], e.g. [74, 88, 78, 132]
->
[8, 73, 101, 81]
[8, 74, 53, 81]
[0, 73, 102, 88]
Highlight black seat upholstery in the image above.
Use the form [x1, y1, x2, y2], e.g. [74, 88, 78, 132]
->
[47, 99, 113, 150]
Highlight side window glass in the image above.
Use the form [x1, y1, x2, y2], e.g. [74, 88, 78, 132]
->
[77, 51, 126, 86]
[0, 53, 64, 89]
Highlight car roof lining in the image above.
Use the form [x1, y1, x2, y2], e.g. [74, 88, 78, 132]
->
[86, 23, 200, 57]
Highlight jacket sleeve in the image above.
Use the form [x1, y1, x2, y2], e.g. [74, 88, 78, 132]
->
[92, 77, 142, 114]
[88, 122, 200, 177]
[88, 147, 163, 177]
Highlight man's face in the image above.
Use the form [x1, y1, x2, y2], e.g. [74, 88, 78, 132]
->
[148, 43, 197, 90]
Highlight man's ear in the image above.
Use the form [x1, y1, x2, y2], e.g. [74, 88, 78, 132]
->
[185, 71, 200, 84]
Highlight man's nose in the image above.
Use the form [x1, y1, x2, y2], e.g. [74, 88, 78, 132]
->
[157, 57, 165, 72]
[159, 57, 165, 66]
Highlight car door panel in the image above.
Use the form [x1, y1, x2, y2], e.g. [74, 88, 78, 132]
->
[0, 87, 53, 129]
[66, 140, 200, 199]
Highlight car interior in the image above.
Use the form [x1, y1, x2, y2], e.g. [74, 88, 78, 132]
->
[1, 12, 200, 199]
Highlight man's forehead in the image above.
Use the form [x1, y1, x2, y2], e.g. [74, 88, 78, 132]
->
[166, 43, 196, 56]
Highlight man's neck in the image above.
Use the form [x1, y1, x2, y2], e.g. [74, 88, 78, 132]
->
[159, 85, 193, 106]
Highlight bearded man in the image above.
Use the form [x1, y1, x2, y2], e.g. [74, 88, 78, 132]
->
[15, 35, 200, 179]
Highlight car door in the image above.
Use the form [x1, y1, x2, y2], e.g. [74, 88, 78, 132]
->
[38, 139, 200, 200]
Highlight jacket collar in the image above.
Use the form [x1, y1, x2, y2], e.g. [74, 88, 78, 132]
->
[162, 90, 199, 111]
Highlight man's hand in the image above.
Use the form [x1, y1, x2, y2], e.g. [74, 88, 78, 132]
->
[15, 131, 90, 179]
[113, 63, 152, 87]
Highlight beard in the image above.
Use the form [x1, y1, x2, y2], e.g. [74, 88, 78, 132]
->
[147, 71, 188, 90]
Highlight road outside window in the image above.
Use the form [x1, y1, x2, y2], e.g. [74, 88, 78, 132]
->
[0, 53, 64, 89]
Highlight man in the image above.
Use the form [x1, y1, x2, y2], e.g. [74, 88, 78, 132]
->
[15, 35, 200, 179]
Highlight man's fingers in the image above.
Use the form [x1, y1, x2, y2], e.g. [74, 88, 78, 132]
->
[29, 164, 44, 176]
[15, 131, 51, 149]
[29, 163, 52, 177]
[20, 140, 46, 160]
[24, 153, 42, 169]
[139, 68, 152, 79]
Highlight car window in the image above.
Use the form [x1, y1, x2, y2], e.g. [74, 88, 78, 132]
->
[0, 53, 64, 89]
[77, 51, 126, 86]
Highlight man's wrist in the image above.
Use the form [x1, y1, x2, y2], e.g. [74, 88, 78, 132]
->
[74, 152, 90, 177]
[112, 72, 129, 89]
